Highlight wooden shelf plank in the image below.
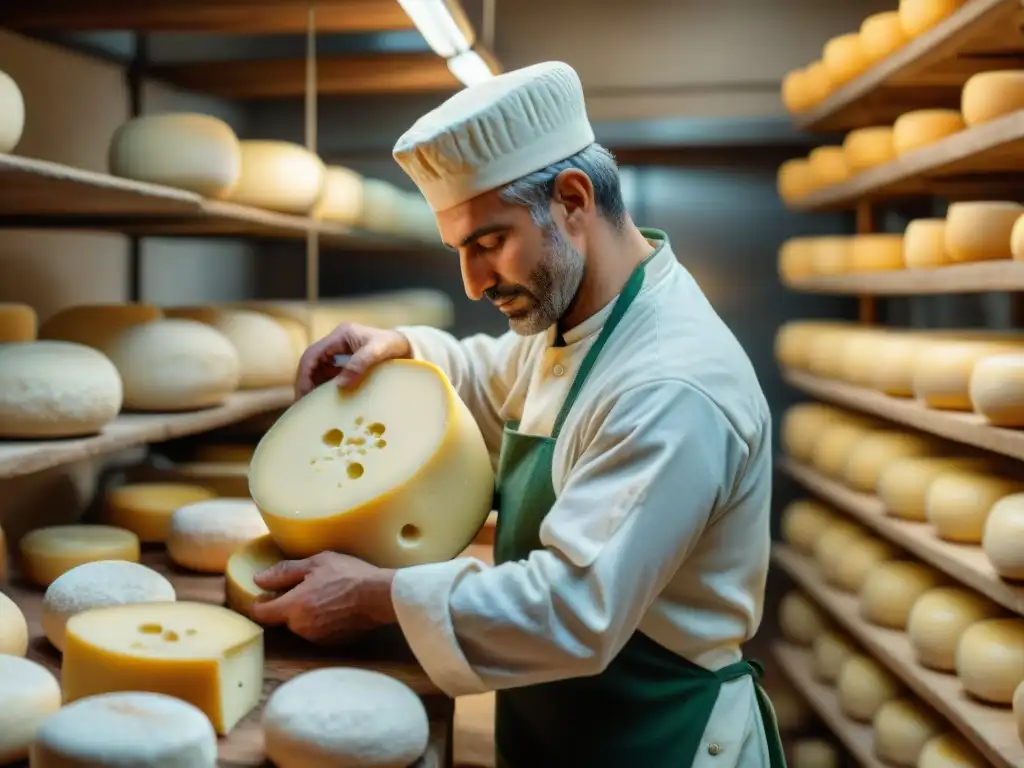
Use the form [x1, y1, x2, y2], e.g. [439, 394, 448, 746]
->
[773, 544, 1024, 768]
[794, 0, 1024, 132]
[0, 387, 293, 480]
[778, 457, 1024, 617]
[783, 259, 1024, 295]
[772, 642, 885, 768]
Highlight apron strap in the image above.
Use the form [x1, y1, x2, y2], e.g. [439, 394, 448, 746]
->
[714, 660, 788, 768]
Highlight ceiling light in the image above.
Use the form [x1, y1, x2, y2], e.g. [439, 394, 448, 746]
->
[396, 0, 475, 58]
[448, 48, 498, 86]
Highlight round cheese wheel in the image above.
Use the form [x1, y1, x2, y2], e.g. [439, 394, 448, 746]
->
[810, 236, 851, 275]
[892, 110, 965, 155]
[955, 618, 1024, 704]
[791, 739, 838, 768]
[766, 679, 811, 732]
[0, 302, 37, 342]
[926, 470, 1024, 543]
[807, 146, 850, 186]
[775, 322, 852, 371]
[823, 33, 869, 85]
[225, 534, 284, 620]
[837, 653, 901, 722]
[914, 339, 1024, 410]
[108, 113, 241, 198]
[807, 327, 861, 377]
[860, 11, 909, 63]
[878, 456, 992, 522]
[1014, 680, 1024, 748]
[849, 234, 904, 272]
[102, 319, 240, 411]
[918, 733, 988, 768]
[813, 631, 857, 684]
[838, 329, 892, 386]
[30, 691, 217, 767]
[969, 353, 1024, 426]
[778, 238, 817, 281]
[0, 340, 123, 438]
[313, 165, 364, 225]
[19, 525, 141, 587]
[903, 218, 949, 267]
[357, 178, 406, 233]
[262, 667, 430, 768]
[782, 68, 813, 113]
[873, 698, 943, 767]
[38, 302, 163, 350]
[962, 70, 1024, 127]
[945, 201, 1023, 262]
[840, 430, 936, 492]
[0, 69, 24, 154]
[779, 591, 830, 646]
[981, 493, 1024, 579]
[814, 522, 871, 584]
[104, 482, 218, 543]
[813, 421, 876, 478]
[777, 158, 817, 204]
[804, 61, 833, 106]
[167, 499, 269, 574]
[843, 126, 896, 171]
[834, 537, 901, 593]
[0, 589, 28, 656]
[872, 333, 936, 395]
[780, 402, 848, 460]
[907, 586, 1004, 672]
[41, 560, 177, 653]
[899, 0, 964, 37]
[781, 499, 838, 554]
[859, 560, 945, 629]
[0, 655, 63, 764]
[226, 140, 326, 214]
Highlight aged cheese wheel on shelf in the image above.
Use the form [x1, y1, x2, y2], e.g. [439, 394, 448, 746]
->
[781, 68, 812, 113]
[791, 739, 838, 768]
[1015, 681, 1024, 747]
[907, 586, 1003, 672]
[969, 353, 1024, 426]
[812, 421, 876, 478]
[779, 401, 848, 460]
[872, 333, 935, 396]
[859, 560, 945, 629]
[962, 70, 1024, 127]
[0, 589, 28, 656]
[981, 493, 1024, 579]
[61, 601, 264, 734]
[899, 0, 964, 37]
[0, 302, 37, 342]
[249, 360, 495, 567]
[945, 201, 1023, 262]
[838, 329, 892, 385]
[892, 109, 965, 155]
[19, 524, 140, 587]
[813, 631, 857, 684]
[834, 537, 901, 594]
[225, 534, 284, 619]
[777, 158, 817, 204]
[30, 691, 218, 768]
[226, 140, 326, 214]
[357, 177, 407, 234]
[918, 733, 988, 768]
[168, 499, 269, 574]
[262, 667, 430, 768]
[313, 165, 364, 225]
[860, 11, 909, 63]
[39, 302, 163, 350]
[823, 33, 869, 85]
[954, 618, 1024, 704]
[841, 430, 936, 492]
[926, 470, 1024, 543]
[877, 456, 991, 522]
[41, 560, 177, 653]
[837, 653, 902, 722]
[765, 678, 811, 732]
[0, 68, 25, 154]
[843, 126, 896, 171]
[780, 499, 837, 555]
[814, 522, 871, 584]
[809, 236, 851, 275]
[913, 336, 1024, 410]
[0, 655, 62, 764]
[872, 698, 943, 767]
[804, 61, 833, 106]
[807, 146, 850, 186]
[778, 237, 817, 281]
[779, 591, 830, 646]
[104, 482, 218, 543]
[903, 218, 949, 267]
[806, 326, 860, 378]
[108, 113, 242, 198]
[0, 341, 123, 438]
[774, 321, 852, 370]
[103, 319, 240, 411]
[849, 233, 904, 272]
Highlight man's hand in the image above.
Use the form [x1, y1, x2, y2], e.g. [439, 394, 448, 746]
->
[248, 552, 398, 645]
[295, 322, 412, 399]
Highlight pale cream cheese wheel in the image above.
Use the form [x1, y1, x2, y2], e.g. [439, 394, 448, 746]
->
[780, 402, 849, 460]
[779, 591, 830, 646]
[981, 493, 1024, 579]
[227, 140, 326, 214]
[837, 653, 902, 722]
[918, 733, 988, 768]
[0, 589, 29, 656]
[899, 0, 964, 37]
[833, 537, 901, 594]
[791, 739, 838, 768]
[0, 656, 63, 765]
[19, 525, 141, 588]
[926, 469, 1024, 543]
[774, 321, 853, 370]
[877, 456, 993, 522]
[807, 146, 849, 187]
[903, 218, 949, 267]
[813, 421, 878, 478]
[962, 70, 1024, 127]
[840, 430, 937, 492]
[969, 353, 1024, 426]
[872, 333, 936, 396]
[0, 69, 25, 154]
[814, 522, 871, 584]
[777, 158, 817, 204]
[813, 631, 857, 684]
[858, 560, 946, 630]
[843, 127, 896, 171]
[807, 326, 864, 378]
[892, 109, 964, 155]
[38, 302, 163, 351]
[908, 586, 1004, 672]
[764, 678, 811, 732]
[860, 11, 909, 63]
[823, 33, 869, 86]
[944, 201, 1023, 262]
[167, 499, 270, 574]
[313, 165, 364, 225]
[872, 698, 943, 767]
[837, 329, 891, 385]
[780, 498, 838, 554]
[913, 339, 1024, 410]
[104, 482, 219, 544]
[954, 618, 1024, 704]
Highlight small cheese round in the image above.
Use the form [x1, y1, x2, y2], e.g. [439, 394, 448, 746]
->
[813, 422, 876, 478]
[918, 733, 988, 768]
[833, 537, 901, 594]
[812, 521, 869, 583]
[780, 499, 838, 554]
[108, 113, 242, 198]
[779, 591, 830, 646]
[915, 339, 1024, 410]
[777, 158, 817, 204]
[30, 691, 217, 767]
[813, 631, 857, 684]
[969, 353, 1024, 427]
[878, 456, 992, 522]
[225, 534, 285, 620]
[313, 165, 364, 225]
[1014, 680, 1024, 747]
[0, 302, 37, 342]
[873, 698, 943, 767]
[945, 201, 1023, 262]
[807, 326, 862, 378]
[782, 68, 812, 113]
[0, 655, 63, 764]
[860, 11, 909, 63]
[775, 323, 850, 371]
[778, 238, 817, 281]
[962, 70, 1024, 127]
[0, 589, 28, 656]
[899, 0, 964, 37]
[903, 218, 949, 267]
[858, 560, 945, 629]
[102, 319, 240, 411]
[926, 470, 1024, 543]
[892, 110, 965, 155]
[981, 493, 1024, 579]
[907, 586, 1004, 672]
[41, 560, 177, 652]
[955, 618, 1024, 704]
[356, 178, 406, 234]
[810, 236, 852, 275]
[0, 69, 24, 153]
[262, 667, 430, 768]
[19, 524, 141, 587]
[228, 140, 326, 214]
[840, 430, 936, 492]
[791, 739, 838, 768]
[804, 61, 833, 106]
[104, 482, 218, 543]
[780, 401, 848, 459]
[837, 653, 901, 722]
[843, 126, 896, 171]
[167, 498, 269, 574]
[807, 146, 850, 187]
[823, 33, 868, 85]
[0, 341, 123, 438]
[849, 234, 904, 272]
[38, 302, 163, 350]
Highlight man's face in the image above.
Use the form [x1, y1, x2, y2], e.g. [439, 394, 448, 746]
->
[435, 189, 586, 336]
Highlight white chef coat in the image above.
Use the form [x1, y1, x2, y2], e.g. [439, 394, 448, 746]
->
[391, 230, 774, 765]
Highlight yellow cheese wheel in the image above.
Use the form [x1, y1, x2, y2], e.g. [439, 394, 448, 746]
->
[0, 589, 28, 656]
[807, 326, 864, 378]
[843, 127, 896, 172]
[782, 68, 813, 113]
[892, 110, 965, 155]
[878, 456, 992, 522]
[873, 698, 943, 767]
[807, 146, 850, 186]
[926, 470, 1024, 543]
[840, 430, 937, 492]
[838, 329, 892, 386]
[225, 534, 285, 620]
[774, 322, 853, 370]
[918, 733, 989, 768]
[859, 560, 945, 629]
[860, 11, 909, 63]
[833, 537, 901, 594]
[814, 522, 871, 582]
[914, 339, 1024, 410]
[765, 678, 811, 732]
[813, 631, 857, 684]
[0, 656, 62, 765]
[899, 0, 964, 37]
[981, 493, 1024, 580]
[872, 333, 935, 396]
[791, 739, 838, 768]
[903, 218, 949, 267]
[38, 303, 163, 350]
[19, 525, 141, 587]
[777, 159, 817, 204]
[780, 499, 838, 554]
[849, 233, 904, 272]
[1014, 681, 1024, 748]
[812, 421, 876, 478]
[777, 238, 818, 282]
[313, 165, 364, 225]
[0, 303, 37, 342]
[0, 68, 25, 154]
[945, 201, 1023, 262]
[356, 178, 406, 234]
[804, 61, 834, 107]
[779, 591, 830, 646]
[104, 483, 219, 544]
[969, 353, 1024, 426]
[226, 140, 326, 214]
[780, 402, 849, 460]
[249, 359, 495, 566]
[823, 33, 869, 85]
[810, 236, 852, 275]
[907, 586, 1004, 672]
[837, 653, 902, 722]
[962, 70, 1024, 127]
[954, 618, 1024, 704]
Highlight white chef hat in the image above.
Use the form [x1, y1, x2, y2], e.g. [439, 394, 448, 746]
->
[393, 61, 595, 212]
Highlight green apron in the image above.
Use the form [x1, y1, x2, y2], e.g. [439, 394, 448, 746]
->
[491, 248, 788, 767]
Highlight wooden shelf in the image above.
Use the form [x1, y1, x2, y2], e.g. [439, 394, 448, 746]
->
[0, 387, 292, 480]
[783, 259, 1024, 295]
[778, 457, 1024, 617]
[773, 544, 1024, 768]
[794, 0, 1024, 132]
[772, 643, 885, 768]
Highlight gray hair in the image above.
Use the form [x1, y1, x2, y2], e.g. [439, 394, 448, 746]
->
[499, 142, 627, 229]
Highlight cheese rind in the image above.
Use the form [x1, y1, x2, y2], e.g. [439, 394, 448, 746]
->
[0, 302, 37, 342]
[926, 470, 1024, 543]
[954, 618, 1024, 704]
[0, 589, 29, 656]
[812, 631, 856, 684]
[843, 127, 896, 171]
[225, 534, 285, 620]
[860, 11, 909, 63]
[778, 238, 817, 281]
[104, 483, 219, 543]
[779, 591, 829, 646]
[38, 303, 163, 350]
[837, 654, 901, 722]
[61, 601, 264, 735]
[878, 456, 992, 522]
[807, 147, 849, 187]
[962, 70, 1024, 127]
[167, 499, 269, 574]
[849, 234, 904, 272]
[19, 525, 141, 587]
[918, 733, 988, 768]
[840, 430, 935, 492]
[313, 165, 365, 225]
[981, 493, 1024, 580]
[914, 339, 1024, 410]
[780, 499, 837, 555]
[834, 537, 900, 594]
[0, 69, 25, 153]
[903, 218, 949, 267]
[945, 201, 1023, 262]
[907, 586, 1003, 672]
[872, 698, 943, 767]
[0, 655, 63, 764]
[779, 401, 847, 460]
[858, 560, 945, 630]
[969, 354, 1024, 427]
[823, 33, 868, 85]
[227, 140, 326, 214]
[777, 159, 817, 204]
[899, 0, 964, 37]
[892, 109, 965, 155]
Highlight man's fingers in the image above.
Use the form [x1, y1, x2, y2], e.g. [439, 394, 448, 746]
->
[253, 558, 314, 590]
[336, 342, 386, 388]
[249, 587, 302, 626]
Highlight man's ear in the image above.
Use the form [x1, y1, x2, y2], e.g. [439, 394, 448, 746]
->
[551, 169, 595, 233]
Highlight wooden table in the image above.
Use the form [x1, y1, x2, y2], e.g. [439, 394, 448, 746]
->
[3, 549, 453, 767]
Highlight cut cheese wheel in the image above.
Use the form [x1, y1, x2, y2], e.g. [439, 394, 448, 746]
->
[779, 591, 830, 646]
[918, 734, 988, 768]
[892, 109, 965, 155]
[249, 360, 495, 566]
[834, 537, 901, 594]
[981, 493, 1024, 579]
[780, 499, 837, 554]
[225, 534, 284, 620]
[812, 421, 875, 478]
[907, 586, 1004, 672]
[814, 522, 871, 584]
[39, 303, 163, 350]
[0, 68, 25, 153]
[914, 339, 1024, 410]
[969, 353, 1024, 426]
[807, 146, 849, 186]
[813, 631, 857, 684]
[878, 456, 992, 522]
[0, 589, 28, 656]
[0, 340, 122, 438]
[904, 218, 949, 267]
[872, 698, 943, 767]
[791, 740, 838, 768]
[108, 113, 242, 198]
[837, 653, 901, 722]
[0, 302, 37, 342]
[102, 319, 240, 411]
[226, 140, 326, 214]
[860, 11, 909, 63]
[30, 691, 218, 767]
[858, 560, 945, 629]
[0, 655, 62, 764]
[843, 127, 896, 171]
[262, 667, 430, 768]
[823, 33, 868, 85]
[777, 159, 817, 204]
[810, 236, 851, 275]
[926, 470, 1024, 543]
[778, 238, 817, 281]
[899, 0, 964, 37]
[954, 618, 1024, 704]
[1015, 681, 1024, 748]
[840, 430, 936, 492]
[780, 401, 849, 460]
[42, 560, 177, 653]
[61, 601, 264, 734]
[313, 165, 364, 225]
[167, 499, 269, 574]
[945, 201, 1023, 262]
[850, 233, 904, 272]
[19, 524, 141, 587]
[104, 482, 218, 543]
[962, 70, 1024, 127]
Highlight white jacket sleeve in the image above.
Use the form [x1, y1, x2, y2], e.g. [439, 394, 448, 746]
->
[390, 380, 756, 697]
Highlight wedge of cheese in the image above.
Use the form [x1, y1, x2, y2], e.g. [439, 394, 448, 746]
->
[225, 535, 285, 620]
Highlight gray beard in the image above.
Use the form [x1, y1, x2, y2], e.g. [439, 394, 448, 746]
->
[508, 224, 586, 336]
